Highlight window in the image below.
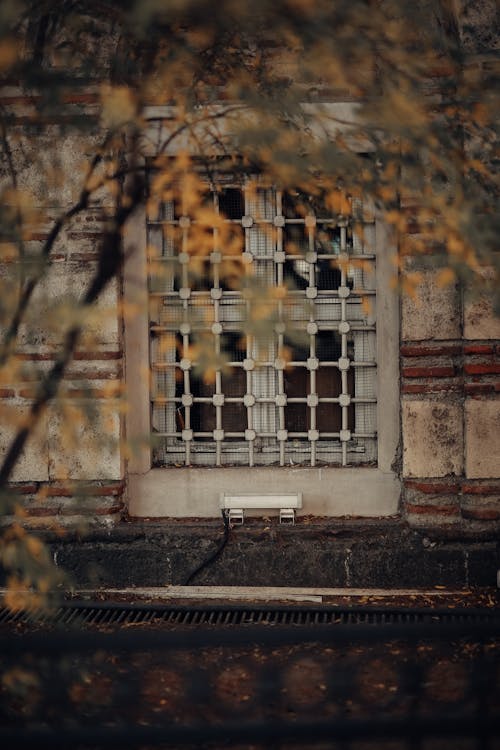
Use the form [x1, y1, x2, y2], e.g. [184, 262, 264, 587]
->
[124, 164, 399, 518]
[147, 179, 377, 469]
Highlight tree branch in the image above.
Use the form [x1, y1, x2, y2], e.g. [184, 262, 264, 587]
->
[0, 170, 144, 489]
[0, 147, 105, 367]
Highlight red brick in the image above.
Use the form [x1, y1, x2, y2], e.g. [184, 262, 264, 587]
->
[0, 388, 15, 398]
[400, 344, 461, 357]
[73, 350, 122, 361]
[23, 507, 60, 517]
[428, 63, 456, 77]
[0, 93, 98, 108]
[405, 480, 460, 494]
[66, 387, 121, 399]
[406, 503, 460, 516]
[88, 482, 125, 497]
[461, 507, 500, 521]
[16, 353, 53, 361]
[402, 383, 462, 394]
[66, 232, 103, 240]
[8, 483, 38, 494]
[402, 366, 455, 378]
[463, 344, 494, 355]
[60, 502, 124, 516]
[25, 233, 50, 241]
[464, 363, 500, 375]
[44, 486, 75, 497]
[61, 93, 99, 105]
[462, 483, 500, 495]
[464, 383, 495, 395]
[0, 95, 40, 105]
[93, 503, 124, 515]
[45, 481, 125, 497]
[16, 351, 121, 362]
[69, 253, 101, 262]
[21, 502, 123, 518]
[65, 369, 121, 380]
[18, 387, 38, 398]
[8, 114, 99, 126]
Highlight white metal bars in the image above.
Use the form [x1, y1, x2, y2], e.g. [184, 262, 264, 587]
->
[148, 180, 377, 467]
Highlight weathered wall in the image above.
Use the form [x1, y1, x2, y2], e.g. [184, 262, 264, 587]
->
[0, 3, 499, 588]
[0, 105, 125, 528]
[46, 520, 499, 589]
[399, 20, 500, 538]
[401, 260, 500, 534]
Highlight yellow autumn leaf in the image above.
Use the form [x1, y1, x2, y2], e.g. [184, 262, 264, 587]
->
[402, 271, 423, 300]
[447, 235, 464, 256]
[436, 268, 455, 288]
[100, 85, 137, 129]
[361, 296, 373, 316]
[0, 38, 18, 72]
[0, 242, 18, 260]
[25, 535, 44, 559]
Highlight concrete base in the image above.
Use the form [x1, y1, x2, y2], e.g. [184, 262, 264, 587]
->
[71, 585, 482, 604]
[40, 519, 500, 590]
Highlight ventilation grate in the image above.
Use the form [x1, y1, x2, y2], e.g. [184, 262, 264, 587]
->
[0, 602, 497, 630]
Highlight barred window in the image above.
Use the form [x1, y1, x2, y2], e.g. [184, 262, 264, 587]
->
[147, 178, 377, 469]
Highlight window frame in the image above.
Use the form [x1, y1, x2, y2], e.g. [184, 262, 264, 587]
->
[148, 178, 378, 469]
[124, 194, 400, 518]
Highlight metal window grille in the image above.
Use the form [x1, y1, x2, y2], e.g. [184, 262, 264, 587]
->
[148, 178, 377, 468]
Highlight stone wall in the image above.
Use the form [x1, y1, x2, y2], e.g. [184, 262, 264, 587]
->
[401, 261, 500, 533]
[0, 3, 499, 589]
[0, 106, 125, 528]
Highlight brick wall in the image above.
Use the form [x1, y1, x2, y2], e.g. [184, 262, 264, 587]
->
[401, 261, 500, 533]
[1, 4, 499, 543]
[0, 105, 125, 528]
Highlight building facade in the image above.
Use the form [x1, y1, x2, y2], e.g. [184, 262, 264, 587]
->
[0, 0, 498, 588]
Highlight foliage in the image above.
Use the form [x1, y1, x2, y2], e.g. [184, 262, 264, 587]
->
[0, 0, 498, 604]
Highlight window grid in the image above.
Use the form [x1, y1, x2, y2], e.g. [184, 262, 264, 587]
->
[148, 180, 377, 468]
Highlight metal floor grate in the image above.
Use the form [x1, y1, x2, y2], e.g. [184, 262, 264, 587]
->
[1, 601, 498, 629]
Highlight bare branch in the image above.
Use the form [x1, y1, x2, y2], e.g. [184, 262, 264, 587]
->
[0, 107, 26, 284]
[0, 146, 106, 367]
[0, 170, 145, 489]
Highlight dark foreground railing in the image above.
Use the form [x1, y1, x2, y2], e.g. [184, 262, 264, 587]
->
[1, 608, 499, 749]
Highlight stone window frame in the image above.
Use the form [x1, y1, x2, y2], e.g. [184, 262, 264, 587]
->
[124, 209, 400, 518]
[123, 111, 400, 518]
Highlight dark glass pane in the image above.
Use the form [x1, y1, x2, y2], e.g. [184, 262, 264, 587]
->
[219, 188, 244, 219]
[316, 331, 341, 361]
[284, 367, 308, 432]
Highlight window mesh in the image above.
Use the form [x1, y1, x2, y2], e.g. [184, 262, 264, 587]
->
[148, 180, 377, 467]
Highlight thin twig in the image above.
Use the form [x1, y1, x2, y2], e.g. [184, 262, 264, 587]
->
[0, 164, 144, 488]
[0, 145, 107, 367]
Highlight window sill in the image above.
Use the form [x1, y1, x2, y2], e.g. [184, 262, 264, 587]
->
[128, 466, 400, 518]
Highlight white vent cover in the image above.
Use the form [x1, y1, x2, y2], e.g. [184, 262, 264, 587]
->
[220, 493, 302, 510]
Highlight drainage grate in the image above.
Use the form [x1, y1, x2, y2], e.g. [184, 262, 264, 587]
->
[0, 601, 498, 629]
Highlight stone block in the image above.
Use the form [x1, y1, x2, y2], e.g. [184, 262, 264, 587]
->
[402, 268, 460, 341]
[466, 544, 500, 587]
[0, 404, 49, 482]
[48, 405, 122, 481]
[402, 400, 463, 477]
[464, 288, 500, 340]
[3, 131, 103, 206]
[52, 540, 166, 588]
[465, 398, 500, 478]
[21, 264, 119, 349]
[348, 540, 466, 588]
